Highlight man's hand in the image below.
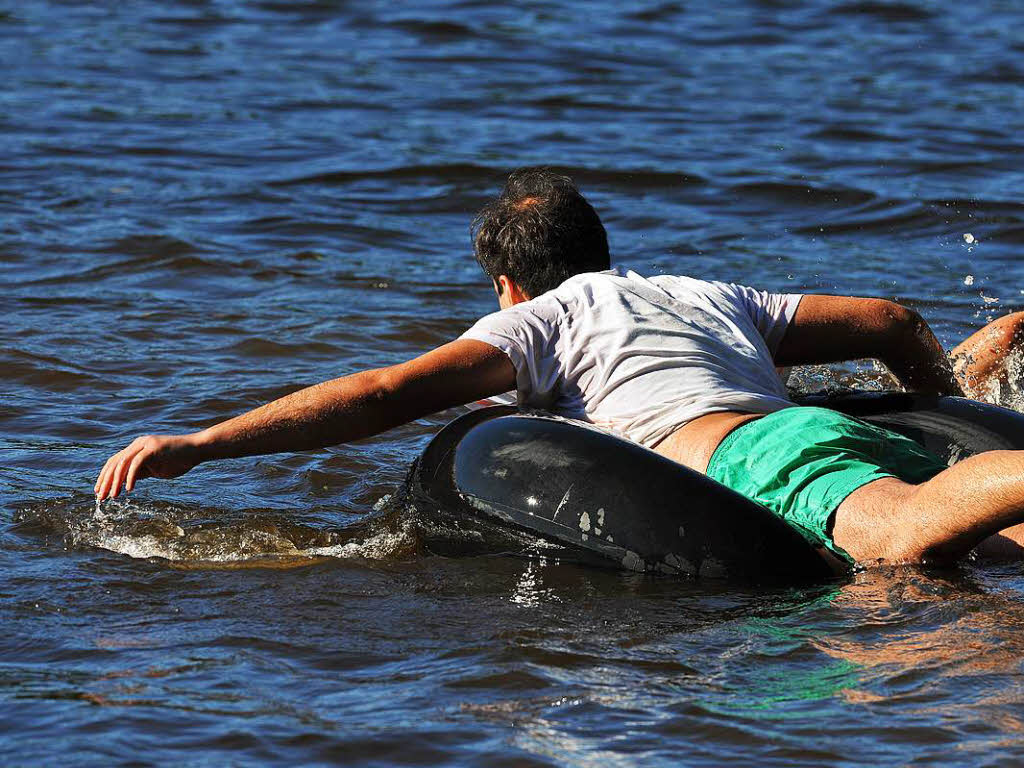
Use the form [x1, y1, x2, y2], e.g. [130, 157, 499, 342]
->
[94, 434, 203, 500]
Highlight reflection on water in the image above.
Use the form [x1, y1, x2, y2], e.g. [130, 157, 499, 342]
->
[818, 568, 1024, 688]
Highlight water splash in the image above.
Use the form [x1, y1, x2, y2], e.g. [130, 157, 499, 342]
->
[790, 348, 1024, 415]
[15, 480, 550, 566]
[965, 345, 1024, 412]
[14, 495, 417, 565]
[786, 359, 899, 395]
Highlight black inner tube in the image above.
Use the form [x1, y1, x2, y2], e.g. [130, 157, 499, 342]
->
[406, 393, 1024, 583]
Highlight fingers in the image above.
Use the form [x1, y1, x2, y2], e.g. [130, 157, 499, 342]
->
[95, 449, 130, 501]
[124, 448, 151, 493]
[107, 449, 136, 500]
[95, 449, 126, 501]
[95, 437, 149, 501]
[94, 451, 119, 498]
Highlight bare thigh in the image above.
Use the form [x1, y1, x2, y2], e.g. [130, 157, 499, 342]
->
[833, 451, 1024, 565]
[831, 477, 916, 563]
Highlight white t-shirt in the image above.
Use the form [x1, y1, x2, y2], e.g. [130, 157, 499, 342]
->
[460, 269, 803, 448]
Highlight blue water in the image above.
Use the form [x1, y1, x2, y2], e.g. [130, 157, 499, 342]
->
[4, 1, 1024, 764]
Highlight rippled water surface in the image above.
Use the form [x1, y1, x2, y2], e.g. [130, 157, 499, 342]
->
[5, 1, 1024, 764]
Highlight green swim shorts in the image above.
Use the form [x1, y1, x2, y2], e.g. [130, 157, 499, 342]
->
[706, 406, 948, 562]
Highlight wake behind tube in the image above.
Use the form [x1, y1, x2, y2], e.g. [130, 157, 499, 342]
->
[407, 392, 1024, 583]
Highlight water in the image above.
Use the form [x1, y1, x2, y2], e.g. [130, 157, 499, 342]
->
[4, 0, 1024, 763]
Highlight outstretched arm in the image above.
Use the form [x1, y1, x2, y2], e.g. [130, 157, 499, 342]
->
[774, 295, 963, 397]
[94, 339, 516, 500]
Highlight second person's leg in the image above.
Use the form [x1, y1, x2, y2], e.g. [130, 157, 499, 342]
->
[952, 312, 1024, 399]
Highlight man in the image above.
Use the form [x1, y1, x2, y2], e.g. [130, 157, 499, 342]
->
[95, 168, 1024, 566]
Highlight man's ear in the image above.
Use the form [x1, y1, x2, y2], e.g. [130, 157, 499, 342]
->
[497, 275, 530, 305]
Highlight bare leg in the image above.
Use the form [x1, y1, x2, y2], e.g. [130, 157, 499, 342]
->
[832, 450, 1024, 563]
[951, 311, 1024, 400]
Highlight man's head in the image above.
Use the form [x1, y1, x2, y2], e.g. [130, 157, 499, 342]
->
[472, 167, 610, 305]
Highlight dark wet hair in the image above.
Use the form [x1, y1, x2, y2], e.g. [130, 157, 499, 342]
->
[471, 167, 610, 298]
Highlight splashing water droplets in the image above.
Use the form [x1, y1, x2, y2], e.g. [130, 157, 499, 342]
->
[23, 495, 428, 565]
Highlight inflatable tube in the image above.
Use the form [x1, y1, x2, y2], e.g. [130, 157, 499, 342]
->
[408, 393, 1024, 582]
[796, 391, 1024, 462]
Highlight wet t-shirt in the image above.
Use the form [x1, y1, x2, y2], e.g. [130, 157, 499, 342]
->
[460, 269, 802, 448]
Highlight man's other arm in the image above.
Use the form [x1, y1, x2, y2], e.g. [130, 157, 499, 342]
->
[94, 339, 516, 500]
[774, 295, 963, 397]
